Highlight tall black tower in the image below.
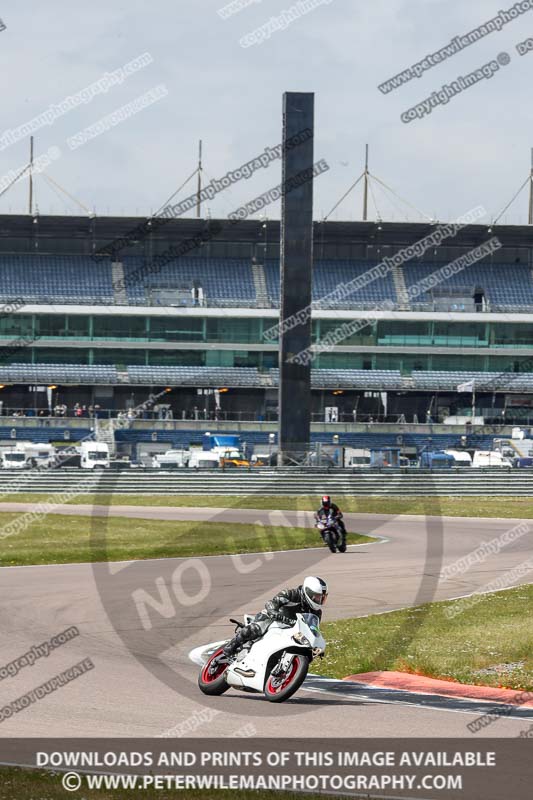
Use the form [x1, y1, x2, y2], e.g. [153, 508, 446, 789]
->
[278, 92, 314, 461]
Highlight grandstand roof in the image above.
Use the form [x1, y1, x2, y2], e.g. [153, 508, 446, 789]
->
[2, 214, 533, 253]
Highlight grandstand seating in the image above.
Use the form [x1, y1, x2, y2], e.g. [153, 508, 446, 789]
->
[313, 260, 395, 307]
[265, 260, 396, 307]
[0, 426, 90, 442]
[127, 366, 261, 386]
[0, 363, 531, 390]
[403, 261, 533, 310]
[0, 255, 114, 304]
[411, 370, 533, 391]
[1, 253, 532, 312]
[0, 364, 118, 384]
[122, 257, 256, 305]
[269, 369, 404, 389]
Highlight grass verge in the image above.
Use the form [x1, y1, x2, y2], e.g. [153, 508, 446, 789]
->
[1, 494, 532, 518]
[313, 584, 533, 691]
[0, 771, 339, 800]
[0, 514, 374, 567]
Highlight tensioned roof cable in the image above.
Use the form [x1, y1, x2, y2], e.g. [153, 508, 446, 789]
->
[153, 167, 199, 218]
[371, 177, 406, 220]
[323, 172, 365, 221]
[369, 172, 433, 221]
[41, 172, 92, 215]
[39, 174, 68, 212]
[0, 163, 31, 200]
[492, 175, 530, 225]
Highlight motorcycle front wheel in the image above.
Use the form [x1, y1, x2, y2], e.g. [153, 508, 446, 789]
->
[198, 648, 230, 695]
[264, 654, 310, 703]
[324, 532, 337, 553]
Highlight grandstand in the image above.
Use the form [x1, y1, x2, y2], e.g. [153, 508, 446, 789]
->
[1, 213, 533, 457]
[5, 251, 532, 312]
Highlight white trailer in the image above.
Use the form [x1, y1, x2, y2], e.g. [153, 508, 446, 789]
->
[15, 442, 57, 468]
[0, 449, 28, 469]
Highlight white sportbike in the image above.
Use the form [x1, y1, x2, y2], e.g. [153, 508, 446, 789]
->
[196, 612, 326, 703]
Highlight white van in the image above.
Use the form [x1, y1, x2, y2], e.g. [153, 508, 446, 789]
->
[152, 449, 190, 469]
[188, 451, 220, 469]
[80, 441, 110, 469]
[472, 451, 512, 468]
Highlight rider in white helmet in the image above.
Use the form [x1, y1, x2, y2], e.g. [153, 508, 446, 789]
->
[221, 576, 328, 659]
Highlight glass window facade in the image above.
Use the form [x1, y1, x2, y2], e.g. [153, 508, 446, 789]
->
[205, 318, 262, 344]
[149, 317, 204, 342]
[2, 314, 532, 350]
[1, 312, 532, 375]
[0, 314, 33, 338]
[318, 319, 374, 345]
[92, 316, 146, 340]
[492, 323, 533, 347]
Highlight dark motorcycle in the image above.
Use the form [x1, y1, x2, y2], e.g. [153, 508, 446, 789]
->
[315, 513, 346, 553]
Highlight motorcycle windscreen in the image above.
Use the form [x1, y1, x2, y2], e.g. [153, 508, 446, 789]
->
[300, 613, 321, 634]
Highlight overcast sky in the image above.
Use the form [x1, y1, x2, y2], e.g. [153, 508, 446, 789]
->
[0, 0, 532, 224]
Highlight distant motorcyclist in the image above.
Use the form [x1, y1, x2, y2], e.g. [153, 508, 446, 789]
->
[220, 576, 328, 660]
[315, 495, 347, 542]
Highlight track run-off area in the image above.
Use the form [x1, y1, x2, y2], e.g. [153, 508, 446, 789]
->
[0, 504, 531, 740]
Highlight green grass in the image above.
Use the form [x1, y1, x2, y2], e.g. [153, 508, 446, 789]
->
[314, 584, 533, 691]
[0, 513, 374, 567]
[0, 770, 341, 800]
[0, 493, 531, 518]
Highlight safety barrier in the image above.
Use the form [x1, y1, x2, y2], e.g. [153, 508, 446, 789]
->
[0, 468, 532, 495]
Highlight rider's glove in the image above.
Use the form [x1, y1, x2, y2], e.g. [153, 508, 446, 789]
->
[276, 613, 293, 626]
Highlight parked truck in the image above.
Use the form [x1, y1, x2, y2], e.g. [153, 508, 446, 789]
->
[80, 441, 110, 469]
[443, 449, 473, 467]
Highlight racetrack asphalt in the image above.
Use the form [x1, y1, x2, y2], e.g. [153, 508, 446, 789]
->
[0, 505, 531, 740]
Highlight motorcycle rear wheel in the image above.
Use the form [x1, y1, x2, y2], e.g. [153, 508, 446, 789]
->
[264, 654, 310, 703]
[198, 648, 230, 695]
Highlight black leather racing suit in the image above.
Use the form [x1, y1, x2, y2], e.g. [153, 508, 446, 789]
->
[223, 587, 321, 657]
[316, 502, 347, 540]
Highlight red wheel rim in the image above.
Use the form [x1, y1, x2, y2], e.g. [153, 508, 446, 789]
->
[265, 657, 300, 695]
[201, 648, 226, 683]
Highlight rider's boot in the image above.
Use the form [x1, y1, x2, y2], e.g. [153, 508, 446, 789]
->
[220, 620, 263, 661]
[220, 628, 247, 659]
